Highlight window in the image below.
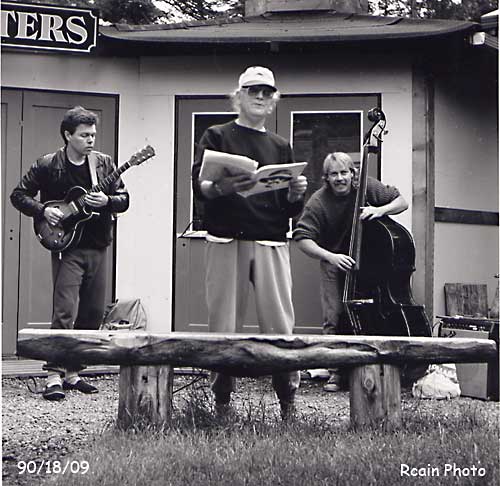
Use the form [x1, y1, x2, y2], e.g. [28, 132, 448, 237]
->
[291, 111, 362, 202]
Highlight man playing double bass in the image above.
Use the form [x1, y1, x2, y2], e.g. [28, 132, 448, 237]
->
[293, 152, 408, 392]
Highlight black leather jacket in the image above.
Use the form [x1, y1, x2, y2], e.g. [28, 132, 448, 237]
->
[10, 147, 129, 247]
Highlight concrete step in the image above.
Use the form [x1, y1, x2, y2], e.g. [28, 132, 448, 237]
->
[2, 358, 119, 377]
[2, 358, 208, 378]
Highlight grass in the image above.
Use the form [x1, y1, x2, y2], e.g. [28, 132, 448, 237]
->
[42, 382, 499, 486]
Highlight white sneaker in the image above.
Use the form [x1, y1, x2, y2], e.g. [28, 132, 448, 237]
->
[306, 369, 330, 379]
[323, 382, 341, 392]
[323, 372, 342, 392]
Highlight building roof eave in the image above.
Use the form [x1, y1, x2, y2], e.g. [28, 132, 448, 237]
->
[98, 13, 478, 48]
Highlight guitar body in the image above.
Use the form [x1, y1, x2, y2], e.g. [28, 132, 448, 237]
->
[33, 186, 93, 252]
[31, 145, 155, 252]
[340, 216, 432, 338]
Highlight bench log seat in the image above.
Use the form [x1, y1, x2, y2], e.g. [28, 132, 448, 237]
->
[17, 330, 498, 430]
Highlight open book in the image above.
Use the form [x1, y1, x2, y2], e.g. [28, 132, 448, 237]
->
[199, 149, 307, 198]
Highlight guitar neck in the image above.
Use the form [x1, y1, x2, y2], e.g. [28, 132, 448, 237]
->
[91, 161, 131, 193]
[347, 143, 369, 266]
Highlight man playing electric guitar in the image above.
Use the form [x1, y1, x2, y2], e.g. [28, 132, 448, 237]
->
[10, 106, 130, 401]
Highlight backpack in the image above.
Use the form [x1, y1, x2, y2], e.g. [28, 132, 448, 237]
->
[101, 298, 147, 330]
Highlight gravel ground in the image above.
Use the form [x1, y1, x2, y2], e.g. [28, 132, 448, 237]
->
[2, 372, 499, 486]
[2, 374, 119, 486]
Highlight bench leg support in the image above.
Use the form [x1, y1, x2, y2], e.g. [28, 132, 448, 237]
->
[117, 364, 174, 429]
[349, 364, 402, 430]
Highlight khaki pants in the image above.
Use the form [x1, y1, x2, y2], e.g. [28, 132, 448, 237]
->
[206, 240, 300, 403]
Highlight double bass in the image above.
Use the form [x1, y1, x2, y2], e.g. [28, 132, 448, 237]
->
[341, 108, 432, 342]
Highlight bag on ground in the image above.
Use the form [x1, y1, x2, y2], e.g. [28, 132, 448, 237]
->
[101, 298, 147, 330]
[412, 363, 461, 399]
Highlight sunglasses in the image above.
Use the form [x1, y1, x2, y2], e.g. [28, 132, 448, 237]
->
[242, 86, 276, 99]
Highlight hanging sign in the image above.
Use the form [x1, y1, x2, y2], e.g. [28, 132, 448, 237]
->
[1, 2, 98, 53]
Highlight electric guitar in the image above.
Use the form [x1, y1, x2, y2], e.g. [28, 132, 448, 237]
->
[34, 145, 155, 252]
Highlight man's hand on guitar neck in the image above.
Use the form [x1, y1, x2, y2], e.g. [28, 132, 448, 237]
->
[84, 191, 109, 208]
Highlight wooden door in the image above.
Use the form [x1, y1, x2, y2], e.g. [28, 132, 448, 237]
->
[1, 89, 118, 355]
[2, 90, 23, 355]
[174, 97, 276, 333]
[276, 95, 380, 332]
[173, 94, 378, 334]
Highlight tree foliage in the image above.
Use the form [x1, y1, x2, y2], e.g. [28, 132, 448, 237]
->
[157, 0, 243, 21]
[93, 0, 164, 24]
[12, 0, 242, 24]
[369, 0, 497, 21]
[10, 0, 496, 23]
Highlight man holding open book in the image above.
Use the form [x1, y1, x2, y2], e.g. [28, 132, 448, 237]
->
[192, 66, 307, 421]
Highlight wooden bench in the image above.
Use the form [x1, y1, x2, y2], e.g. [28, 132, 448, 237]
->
[17, 330, 498, 430]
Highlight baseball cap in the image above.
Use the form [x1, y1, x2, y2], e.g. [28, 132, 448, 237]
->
[238, 66, 277, 91]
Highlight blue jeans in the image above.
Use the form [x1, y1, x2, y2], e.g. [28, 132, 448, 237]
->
[319, 260, 346, 335]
